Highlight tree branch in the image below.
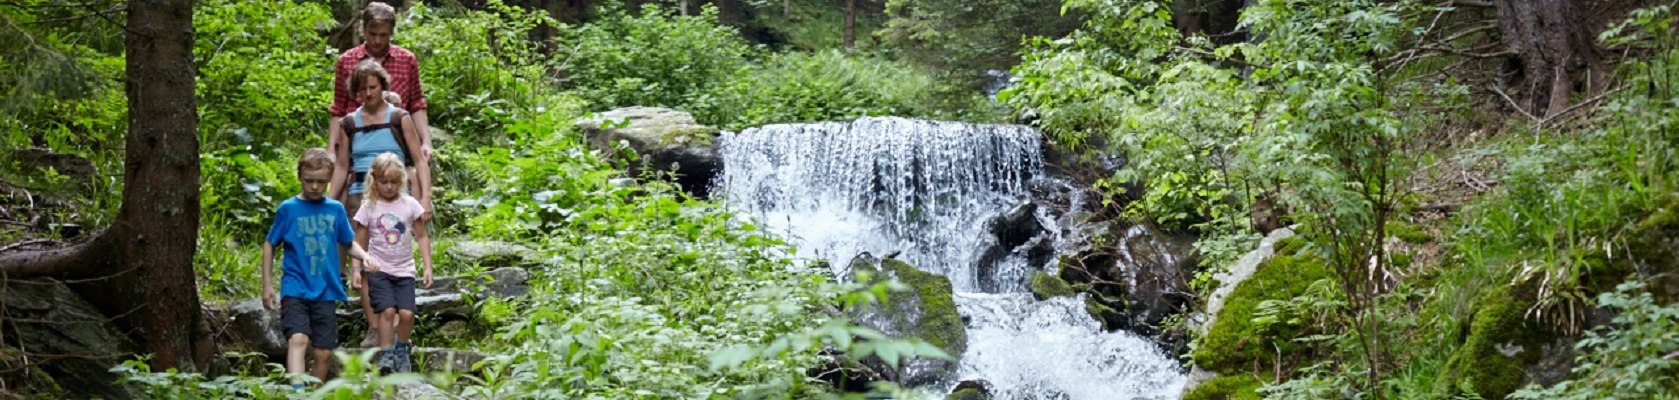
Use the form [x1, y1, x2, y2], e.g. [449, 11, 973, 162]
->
[0, 230, 113, 280]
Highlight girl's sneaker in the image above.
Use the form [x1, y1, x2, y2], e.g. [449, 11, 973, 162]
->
[394, 342, 414, 373]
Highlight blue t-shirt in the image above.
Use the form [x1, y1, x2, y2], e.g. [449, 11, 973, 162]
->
[265, 196, 355, 301]
[349, 107, 408, 196]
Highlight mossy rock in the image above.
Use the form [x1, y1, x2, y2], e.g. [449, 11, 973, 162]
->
[1627, 197, 1679, 302]
[879, 258, 967, 357]
[1192, 237, 1333, 374]
[1433, 286, 1552, 399]
[846, 256, 967, 384]
[1183, 374, 1262, 400]
[1030, 270, 1076, 300]
[946, 388, 988, 400]
[1084, 296, 1123, 331]
[1385, 221, 1432, 244]
[0, 346, 64, 399]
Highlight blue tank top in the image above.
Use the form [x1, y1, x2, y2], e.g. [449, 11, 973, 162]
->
[349, 107, 407, 195]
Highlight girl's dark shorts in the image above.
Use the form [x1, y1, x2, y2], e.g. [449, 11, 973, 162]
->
[366, 272, 417, 313]
[281, 297, 338, 349]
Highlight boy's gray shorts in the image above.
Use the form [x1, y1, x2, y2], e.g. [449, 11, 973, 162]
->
[281, 297, 338, 349]
[366, 272, 417, 313]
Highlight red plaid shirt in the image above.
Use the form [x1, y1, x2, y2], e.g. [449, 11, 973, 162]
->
[330, 44, 426, 117]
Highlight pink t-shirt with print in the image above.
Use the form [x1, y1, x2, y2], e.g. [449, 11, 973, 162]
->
[354, 195, 425, 278]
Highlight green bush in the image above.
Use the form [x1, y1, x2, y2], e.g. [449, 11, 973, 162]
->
[402, 1, 554, 139]
[557, 4, 756, 110]
[193, 0, 335, 150]
[1510, 280, 1679, 400]
[691, 50, 939, 129]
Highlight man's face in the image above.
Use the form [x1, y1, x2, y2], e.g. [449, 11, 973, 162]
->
[299, 168, 333, 201]
[362, 22, 393, 58]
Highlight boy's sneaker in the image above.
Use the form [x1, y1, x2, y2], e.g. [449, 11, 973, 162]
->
[359, 332, 379, 348]
[376, 347, 396, 374]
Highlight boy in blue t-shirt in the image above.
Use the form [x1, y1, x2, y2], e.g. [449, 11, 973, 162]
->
[261, 148, 380, 387]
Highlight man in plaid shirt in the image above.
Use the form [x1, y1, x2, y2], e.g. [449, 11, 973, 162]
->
[326, 1, 434, 349]
[328, 2, 431, 202]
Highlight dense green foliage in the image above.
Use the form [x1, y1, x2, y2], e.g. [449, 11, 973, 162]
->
[4, 0, 966, 397]
[1005, 0, 1679, 397]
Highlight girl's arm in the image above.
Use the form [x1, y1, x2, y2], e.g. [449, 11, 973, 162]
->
[415, 215, 434, 288]
[399, 114, 432, 218]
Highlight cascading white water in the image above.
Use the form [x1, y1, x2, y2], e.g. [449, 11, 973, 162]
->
[715, 117, 1185, 399]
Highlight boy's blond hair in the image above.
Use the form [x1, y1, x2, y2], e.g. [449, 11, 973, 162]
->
[298, 148, 334, 175]
[368, 152, 408, 196]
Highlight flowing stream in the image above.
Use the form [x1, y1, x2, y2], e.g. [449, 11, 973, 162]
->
[715, 117, 1185, 399]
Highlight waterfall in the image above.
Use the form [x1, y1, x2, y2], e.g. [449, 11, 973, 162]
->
[715, 117, 1186, 399]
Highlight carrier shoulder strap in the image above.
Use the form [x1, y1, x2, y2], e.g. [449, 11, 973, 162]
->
[339, 108, 412, 166]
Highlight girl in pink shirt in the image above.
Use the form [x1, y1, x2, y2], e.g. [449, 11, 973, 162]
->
[352, 152, 433, 373]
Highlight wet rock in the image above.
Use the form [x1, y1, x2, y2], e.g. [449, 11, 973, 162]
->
[974, 202, 1055, 292]
[1, 280, 139, 400]
[847, 254, 967, 386]
[446, 240, 533, 269]
[578, 107, 721, 197]
[1059, 223, 1195, 338]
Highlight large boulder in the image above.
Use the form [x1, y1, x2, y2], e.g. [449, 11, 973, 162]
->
[846, 254, 968, 386]
[217, 298, 287, 357]
[578, 107, 722, 197]
[446, 240, 534, 269]
[1, 280, 139, 399]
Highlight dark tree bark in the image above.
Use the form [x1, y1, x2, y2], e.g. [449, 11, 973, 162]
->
[1170, 0, 1246, 44]
[0, 0, 209, 372]
[122, 0, 208, 372]
[844, 0, 856, 49]
[1492, 0, 1607, 117]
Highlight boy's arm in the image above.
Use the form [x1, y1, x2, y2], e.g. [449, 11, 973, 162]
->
[343, 241, 380, 271]
[415, 217, 434, 288]
[350, 221, 371, 289]
[261, 242, 276, 310]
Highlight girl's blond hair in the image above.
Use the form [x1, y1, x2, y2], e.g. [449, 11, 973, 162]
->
[367, 152, 408, 201]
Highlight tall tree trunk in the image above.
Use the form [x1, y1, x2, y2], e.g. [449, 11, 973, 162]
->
[783, 0, 790, 19]
[1492, 0, 1605, 118]
[0, 0, 210, 373]
[124, 0, 207, 372]
[843, 0, 855, 49]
